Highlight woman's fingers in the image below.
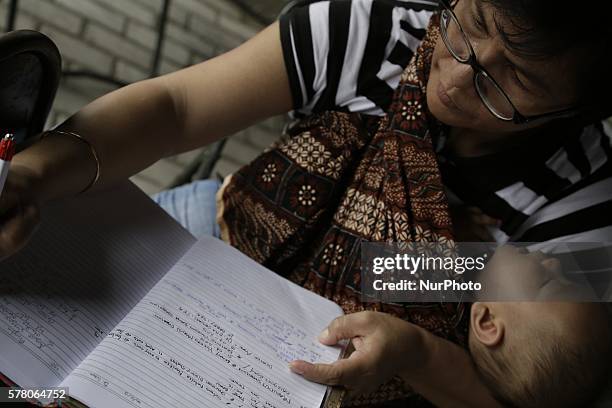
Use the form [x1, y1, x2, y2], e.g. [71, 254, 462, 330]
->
[0, 203, 40, 261]
[290, 349, 381, 396]
[0, 166, 45, 261]
[351, 336, 364, 349]
[0, 188, 18, 215]
[318, 312, 379, 345]
[292, 313, 416, 397]
[289, 356, 366, 387]
[289, 360, 345, 385]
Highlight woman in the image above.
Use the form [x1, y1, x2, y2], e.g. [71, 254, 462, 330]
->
[1, 0, 610, 406]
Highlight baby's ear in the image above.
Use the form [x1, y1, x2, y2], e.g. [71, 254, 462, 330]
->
[471, 302, 504, 347]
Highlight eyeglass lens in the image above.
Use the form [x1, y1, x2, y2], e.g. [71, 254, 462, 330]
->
[440, 8, 515, 120]
[475, 73, 515, 120]
[441, 10, 470, 61]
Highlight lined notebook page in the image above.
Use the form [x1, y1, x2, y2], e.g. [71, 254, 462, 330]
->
[0, 181, 195, 389]
[63, 236, 344, 408]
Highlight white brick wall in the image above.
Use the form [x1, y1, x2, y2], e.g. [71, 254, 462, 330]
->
[0, 0, 287, 194]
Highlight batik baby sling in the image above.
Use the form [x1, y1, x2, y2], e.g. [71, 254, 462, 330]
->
[217, 13, 467, 406]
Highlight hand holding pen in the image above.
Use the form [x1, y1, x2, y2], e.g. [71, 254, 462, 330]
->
[0, 132, 42, 262]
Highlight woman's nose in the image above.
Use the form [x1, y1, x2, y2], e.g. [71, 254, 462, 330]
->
[446, 59, 473, 91]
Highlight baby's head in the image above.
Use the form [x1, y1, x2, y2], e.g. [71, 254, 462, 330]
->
[468, 246, 612, 407]
[469, 301, 611, 407]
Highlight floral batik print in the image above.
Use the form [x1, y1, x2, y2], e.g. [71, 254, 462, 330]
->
[217, 13, 469, 407]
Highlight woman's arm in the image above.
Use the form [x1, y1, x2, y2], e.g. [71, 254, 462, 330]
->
[0, 21, 291, 259]
[14, 21, 292, 204]
[400, 328, 502, 408]
[289, 312, 501, 407]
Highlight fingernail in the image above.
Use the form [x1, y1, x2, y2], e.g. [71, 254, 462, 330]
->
[318, 328, 330, 342]
[351, 336, 363, 348]
[288, 361, 304, 375]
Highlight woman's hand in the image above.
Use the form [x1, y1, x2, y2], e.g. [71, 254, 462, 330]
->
[450, 205, 501, 242]
[289, 311, 502, 407]
[0, 164, 43, 261]
[288, 311, 427, 396]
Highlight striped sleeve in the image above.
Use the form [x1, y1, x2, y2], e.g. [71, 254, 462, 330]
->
[441, 120, 612, 246]
[505, 122, 612, 244]
[278, 0, 436, 117]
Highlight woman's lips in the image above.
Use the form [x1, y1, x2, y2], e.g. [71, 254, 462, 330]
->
[437, 81, 462, 112]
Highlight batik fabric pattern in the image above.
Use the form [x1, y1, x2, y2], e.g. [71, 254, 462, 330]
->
[217, 14, 467, 407]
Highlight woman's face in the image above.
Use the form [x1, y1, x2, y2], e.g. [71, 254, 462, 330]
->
[427, 0, 582, 133]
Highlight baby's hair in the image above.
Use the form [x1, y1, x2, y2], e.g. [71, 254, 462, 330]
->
[470, 309, 612, 408]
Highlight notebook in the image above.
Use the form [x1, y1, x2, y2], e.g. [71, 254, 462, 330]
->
[0, 181, 344, 408]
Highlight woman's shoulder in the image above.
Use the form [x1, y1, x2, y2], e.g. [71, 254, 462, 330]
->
[279, 0, 438, 118]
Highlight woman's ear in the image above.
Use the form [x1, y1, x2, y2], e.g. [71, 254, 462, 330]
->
[471, 302, 504, 347]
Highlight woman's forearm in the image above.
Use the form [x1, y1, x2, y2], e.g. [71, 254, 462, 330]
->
[400, 331, 501, 408]
[13, 78, 182, 204]
[13, 21, 291, 205]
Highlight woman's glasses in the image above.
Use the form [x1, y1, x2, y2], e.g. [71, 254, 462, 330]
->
[438, 0, 580, 124]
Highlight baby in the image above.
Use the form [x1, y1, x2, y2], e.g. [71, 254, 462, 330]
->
[468, 246, 612, 407]
[291, 246, 611, 407]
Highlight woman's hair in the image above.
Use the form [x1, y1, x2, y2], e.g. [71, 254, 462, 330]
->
[482, 0, 612, 119]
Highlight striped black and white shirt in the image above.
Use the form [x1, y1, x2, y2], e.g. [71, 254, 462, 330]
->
[279, 0, 438, 117]
[439, 121, 612, 251]
[278, 0, 612, 248]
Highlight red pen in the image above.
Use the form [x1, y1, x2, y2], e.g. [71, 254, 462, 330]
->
[0, 133, 16, 198]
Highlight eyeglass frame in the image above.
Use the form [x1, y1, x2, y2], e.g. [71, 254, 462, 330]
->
[438, 0, 582, 125]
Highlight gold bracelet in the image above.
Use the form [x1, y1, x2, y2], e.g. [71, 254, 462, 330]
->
[40, 129, 101, 195]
